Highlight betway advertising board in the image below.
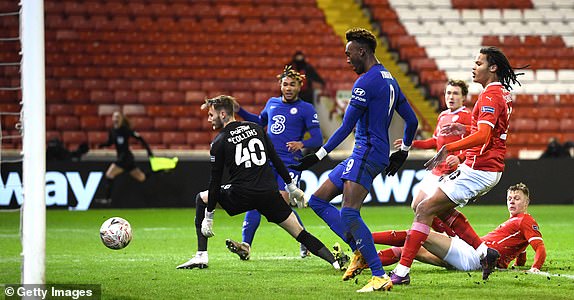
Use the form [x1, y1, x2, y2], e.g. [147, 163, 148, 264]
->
[1, 159, 572, 210]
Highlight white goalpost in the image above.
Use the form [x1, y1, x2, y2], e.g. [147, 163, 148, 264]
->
[20, 0, 46, 285]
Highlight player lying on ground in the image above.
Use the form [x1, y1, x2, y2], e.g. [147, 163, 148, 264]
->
[344, 183, 546, 279]
[176, 95, 342, 270]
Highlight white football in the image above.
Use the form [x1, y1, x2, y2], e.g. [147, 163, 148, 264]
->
[100, 217, 132, 250]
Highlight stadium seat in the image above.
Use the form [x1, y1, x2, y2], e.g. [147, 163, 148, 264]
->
[560, 119, 574, 131]
[178, 117, 202, 131]
[80, 116, 105, 130]
[536, 118, 561, 132]
[162, 131, 187, 147]
[511, 118, 537, 132]
[55, 116, 80, 130]
[129, 116, 154, 131]
[154, 117, 179, 131]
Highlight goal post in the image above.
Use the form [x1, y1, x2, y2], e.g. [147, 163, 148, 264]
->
[20, 0, 46, 285]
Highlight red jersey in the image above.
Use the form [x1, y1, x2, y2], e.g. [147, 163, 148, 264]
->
[481, 213, 543, 269]
[465, 82, 513, 172]
[430, 107, 471, 176]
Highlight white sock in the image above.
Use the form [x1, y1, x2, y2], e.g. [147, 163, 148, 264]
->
[477, 243, 488, 259]
[197, 251, 208, 257]
[332, 261, 341, 270]
[393, 264, 410, 277]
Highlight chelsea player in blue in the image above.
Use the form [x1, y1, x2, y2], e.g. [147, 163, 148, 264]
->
[290, 28, 418, 292]
[225, 65, 323, 260]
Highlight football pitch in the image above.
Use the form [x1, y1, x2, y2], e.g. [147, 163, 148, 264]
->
[1, 205, 573, 299]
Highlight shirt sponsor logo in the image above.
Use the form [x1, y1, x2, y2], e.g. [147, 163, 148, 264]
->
[481, 106, 495, 114]
[351, 94, 366, 102]
[353, 88, 366, 96]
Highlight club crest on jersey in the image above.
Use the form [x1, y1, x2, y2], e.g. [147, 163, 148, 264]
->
[290, 107, 298, 115]
[532, 225, 539, 231]
[452, 115, 459, 122]
[481, 106, 495, 114]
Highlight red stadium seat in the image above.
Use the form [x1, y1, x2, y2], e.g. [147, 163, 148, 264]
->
[73, 104, 98, 116]
[129, 116, 155, 131]
[162, 131, 187, 147]
[560, 119, 574, 131]
[178, 117, 201, 131]
[536, 118, 561, 132]
[511, 118, 537, 132]
[80, 116, 105, 130]
[154, 117, 179, 131]
[513, 94, 536, 107]
[87, 131, 108, 147]
[55, 116, 80, 130]
[47, 104, 70, 115]
[187, 131, 213, 146]
[536, 95, 557, 106]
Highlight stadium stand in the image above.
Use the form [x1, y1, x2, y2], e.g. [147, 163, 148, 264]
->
[363, 0, 574, 158]
[1, 0, 572, 158]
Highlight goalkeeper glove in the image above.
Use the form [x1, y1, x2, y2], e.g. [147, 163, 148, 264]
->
[201, 209, 215, 237]
[286, 182, 305, 208]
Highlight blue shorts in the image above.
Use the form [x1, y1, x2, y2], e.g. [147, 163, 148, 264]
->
[328, 156, 384, 192]
[273, 167, 302, 191]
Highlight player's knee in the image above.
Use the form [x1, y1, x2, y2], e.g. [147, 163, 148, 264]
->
[195, 193, 206, 208]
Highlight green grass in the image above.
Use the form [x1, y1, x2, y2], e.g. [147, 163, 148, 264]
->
[1, 206, 573, 299]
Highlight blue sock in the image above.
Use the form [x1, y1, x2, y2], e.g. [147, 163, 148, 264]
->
[340, 207, 385, 277]
[292, 208, 305, 229]
[242, 210, 261, 245]
[308, 195, 356, 251]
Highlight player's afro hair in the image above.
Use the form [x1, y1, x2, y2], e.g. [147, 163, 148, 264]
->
[345, 28, 377, 53]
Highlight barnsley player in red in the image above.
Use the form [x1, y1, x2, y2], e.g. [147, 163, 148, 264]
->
[390, 47, 523, 285]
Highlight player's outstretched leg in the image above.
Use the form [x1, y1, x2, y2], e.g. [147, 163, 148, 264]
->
[295, 230, 340, 269]
[308, 195, 356, 251]
[242, 210, 261, 248]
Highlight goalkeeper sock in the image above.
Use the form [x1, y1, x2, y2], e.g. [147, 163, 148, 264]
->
[242, 210, 261, 246]
[341, 207, 385, 277]
[378, 247, 402, 266]
[442, 210, 482, 249]
[399, 221, 430, 268]
[372, 230, 407, 246]
[195, 193, 208, 251]
[308, 195, 356, 251]
[295, 230, 335, 264]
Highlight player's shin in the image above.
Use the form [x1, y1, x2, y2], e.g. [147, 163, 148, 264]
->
[341, 207, 385, 277]
[308, 195, 356, 250]
[242, 210, 261, 245]
[295, 230, 338, 267]
[372, 230, 407, 246]
[378, 247, 402, 266]
[397, 222, 430, 273]
[195, 193, 208, 251]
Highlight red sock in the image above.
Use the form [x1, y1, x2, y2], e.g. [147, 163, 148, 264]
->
[431, 217, 456, 237]
[372, 230, 407, 246]
[378, 247, 402, 266]
[443, 210, 482, 249]
[398, 222, 430, 267]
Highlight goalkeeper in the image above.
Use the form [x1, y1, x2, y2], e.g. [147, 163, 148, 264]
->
[176, 95, 340, 271]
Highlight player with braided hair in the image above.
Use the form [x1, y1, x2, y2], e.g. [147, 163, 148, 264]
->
[390, 46, 523, 285]
[224, 65, 324, 260]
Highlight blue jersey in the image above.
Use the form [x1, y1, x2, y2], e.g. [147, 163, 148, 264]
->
[324, 64, 418, 166]
[239, 97, 322, 166]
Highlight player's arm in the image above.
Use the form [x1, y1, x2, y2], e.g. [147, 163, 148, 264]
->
[412, 138, 437, 149]
[522, 217, 546, 272]
[288, 103, 364, 171]
[132, 130, 153, 157]
[237, 106, 267, 126]
[514, 251, 527, 267]
[264, 132, 305, 207]
[444, 123, 492, 152]
[301, 108, 323, 148]
[385, 92, 418, 175]
[207, 138, 225, 213]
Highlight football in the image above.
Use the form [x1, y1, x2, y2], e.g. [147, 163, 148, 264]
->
[99, 217, 132, 250]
